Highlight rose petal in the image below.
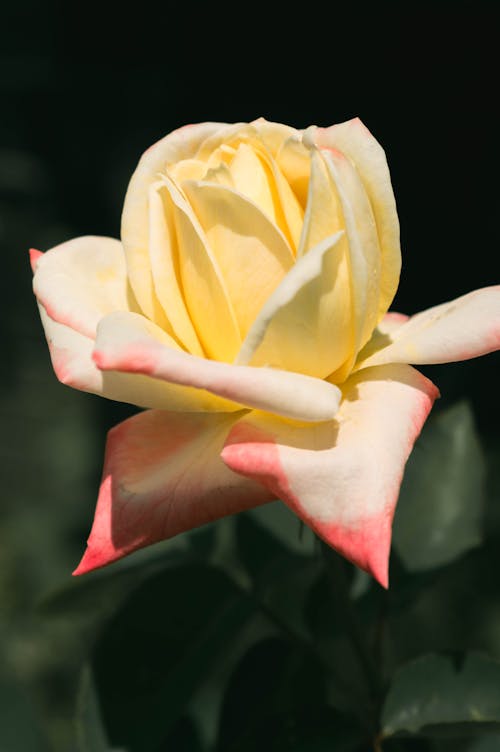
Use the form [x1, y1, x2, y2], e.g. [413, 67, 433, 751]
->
[32, 235, 132, 339]
[121, 122, 227, 320]
[354, 312, 410, 367]
[158, 175, 242, 361]
[322, 147, 381, 363]
[93, 311, 342, 422]
[148, 181, 205, 355]
[74, 409, 272, 574]
[315, 118, 401, 320]
[356, 286, 500, 370]
[235, 230, 354, 378]
[183, 180, 294, 337]
[277, 135, 311, 208]
[29, 247, 43, 272]
[37, 303, 234, 411]
[221, 364, 439, 587]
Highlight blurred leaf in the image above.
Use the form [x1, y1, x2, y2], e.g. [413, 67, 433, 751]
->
[393, 401, 486, 572]
[76, 665, 110, 752]
[465, 735, 500, 750]
[0, 666, 49, 751]
[219, 706, 365, 752]
[236, 514, 321, 639]
[245, 502, 316, 556]
[382, 652, 500, 738]
[216, 636, 365, 751]
[37, 533, 203, 642]
[92, 564, 257, 752]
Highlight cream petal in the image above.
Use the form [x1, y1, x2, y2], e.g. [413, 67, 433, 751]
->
[228, 142, 277, 220]
[297, 148, 343, 257]
[37, 303, 233, 412]
[356, 286, 500, 370]
[222, 364, 439, 588]
[74, 409, 272, 574]
[32, 235, 132, 339]
[93, 311, 342, 423]
[322, 147, 381, 363]
[276, 135, 311, 208]
[235, 231, 354, 378]
[121, 122, 228, 321]
[182, 180, 294, 337]
[315, 118, 401, 319]
[159, 175, 242, 361]
[148, 181, 204, 355]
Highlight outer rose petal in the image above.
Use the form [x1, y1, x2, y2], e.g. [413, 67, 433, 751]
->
[36, 302, 237, 411]
[74, 409, 272, 574]
[92, 311, 343, 422]
[221, 364, 439, 587]
[353, 312, 410, 368]
[121, 122, 228, 322]
[29, 248, 43, 272]
[32, 236, 132, 338]
[356, 286, 500, 370]
[315, 118, 401, 320]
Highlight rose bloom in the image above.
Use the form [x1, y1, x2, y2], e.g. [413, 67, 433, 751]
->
[31, 118, 500, 587]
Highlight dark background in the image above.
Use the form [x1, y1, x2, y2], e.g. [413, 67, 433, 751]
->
[1, 1, 499, 749]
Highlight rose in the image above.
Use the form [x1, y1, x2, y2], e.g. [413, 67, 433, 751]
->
[31, 118, 500, 587]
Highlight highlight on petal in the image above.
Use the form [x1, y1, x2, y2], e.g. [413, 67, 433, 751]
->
[315, 118, 401, 319]
[222, 364, 439, 587]
[93, 311, 342, 422]
[37, 303, 233, 412]
[121, 122, 228, 321]
[235, 231, 355, 379]
[74, 409, 272, 574]
[32, 235, 132, 339]
[356, 286, 500, 370]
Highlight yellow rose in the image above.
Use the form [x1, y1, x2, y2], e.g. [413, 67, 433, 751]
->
[31, 118, 500, 586]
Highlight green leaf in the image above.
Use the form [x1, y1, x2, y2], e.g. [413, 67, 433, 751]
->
[216, 636, 364, 751]
[466, 735, 500, 751]
[245, 502, 316, 556]
[0, 669, 49, 751]
[92, 564, 257, 752]
[76, 665, 110, 752]
[382, 652, 500, 738]
[236, 514, 321, 639]
[37, 533, 202, 645]
[393, 401, 486, 572]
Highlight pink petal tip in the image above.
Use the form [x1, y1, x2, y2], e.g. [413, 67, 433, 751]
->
[29, 248, 43, 273]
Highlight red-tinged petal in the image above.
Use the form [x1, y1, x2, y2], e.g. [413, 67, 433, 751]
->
[29, 248, 43, 272]
[37, 302, 232, 411]
[221, 364, 439, 587]
[93, 311, 342, 422]
[74, 409, 271, 574]
[356, 286, 500, 370]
